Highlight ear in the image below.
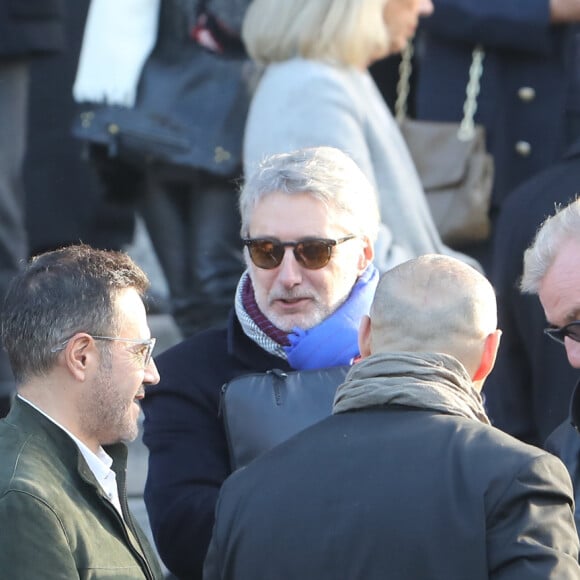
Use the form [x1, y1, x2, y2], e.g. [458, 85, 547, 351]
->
[61, 334, 93, 382]
[357, 236, 374, 274]
[358, 315, 372, 359]
[472, 330, 502, 385]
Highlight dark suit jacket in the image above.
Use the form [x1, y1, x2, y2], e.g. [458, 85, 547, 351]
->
[485, 139, 580, 445]
[204, 406, 579, 579]
[546, 380, 580, 534]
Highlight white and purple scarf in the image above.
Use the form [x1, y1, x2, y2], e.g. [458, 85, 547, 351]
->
[234, 264, 379, 370]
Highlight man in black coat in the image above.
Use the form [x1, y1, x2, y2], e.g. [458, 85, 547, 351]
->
[484, 139, 580, 446]
[142, 146, 381, 579]
[520, 197, 580, 533]
[203, 254, 580, 580]
[0, 0, 65, 417]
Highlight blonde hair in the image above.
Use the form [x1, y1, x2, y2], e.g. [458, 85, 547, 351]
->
[242, 0, 390, 68]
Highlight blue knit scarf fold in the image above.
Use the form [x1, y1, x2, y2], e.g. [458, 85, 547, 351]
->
[236, 264, 379, 370]
[283, 264, 379, 370]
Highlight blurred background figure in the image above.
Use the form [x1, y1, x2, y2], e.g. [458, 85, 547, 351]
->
[72, 0, 255, 337]
[413, 0, 580, 269]
[0, 0, 65, 418]
[24, 0, 120, 257]
[241, 0, 482, 274]
[484, 139, 580, 446]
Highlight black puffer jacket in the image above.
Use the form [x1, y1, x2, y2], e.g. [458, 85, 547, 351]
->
[142, 311, 293, 579]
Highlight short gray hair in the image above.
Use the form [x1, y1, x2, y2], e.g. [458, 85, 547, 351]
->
[520, 197, 580, 294]
[239, 146, 380, 242]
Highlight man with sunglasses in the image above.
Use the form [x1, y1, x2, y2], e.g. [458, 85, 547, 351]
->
[141, 146, 382, 579]
[520, 197, 580, 533]
[0, 244, 164, 579]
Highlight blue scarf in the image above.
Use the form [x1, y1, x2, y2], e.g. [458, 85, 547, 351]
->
[283, 264, 379, 370]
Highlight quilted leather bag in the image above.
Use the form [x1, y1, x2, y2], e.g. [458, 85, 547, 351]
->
[396, 44, 494, 245]
[72, 0, 252, 176]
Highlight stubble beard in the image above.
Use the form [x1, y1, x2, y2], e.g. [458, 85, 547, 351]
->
[81, 365, 140, 447]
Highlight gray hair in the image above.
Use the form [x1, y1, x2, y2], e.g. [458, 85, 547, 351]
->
[239, 146, 380, 242]
[520, 197, 580, 294]
[1, 244, 149, 384]
[242, 0, 389, 69]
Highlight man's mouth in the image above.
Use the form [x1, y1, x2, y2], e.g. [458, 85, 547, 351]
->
[275, 296, 312, 309]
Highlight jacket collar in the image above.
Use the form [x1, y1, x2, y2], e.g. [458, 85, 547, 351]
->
[7, 396, 128, 482]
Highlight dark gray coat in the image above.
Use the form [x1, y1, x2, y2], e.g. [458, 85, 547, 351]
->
[546, 379, 580, 534]
[204, 406, 580, 579]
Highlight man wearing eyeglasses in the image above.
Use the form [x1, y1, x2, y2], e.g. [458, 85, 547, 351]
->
[521, 197, 580, 532]
[0, 244, 164, 579]
[141, 146, 383, 579]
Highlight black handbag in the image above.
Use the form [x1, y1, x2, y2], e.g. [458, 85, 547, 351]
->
[71, 0, 253, 176]
[221, 366, 349, 471]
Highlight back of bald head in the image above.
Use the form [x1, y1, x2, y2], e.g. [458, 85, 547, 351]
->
[368, 255, 497, 374]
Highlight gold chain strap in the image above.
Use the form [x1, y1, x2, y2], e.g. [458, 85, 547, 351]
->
[395, 41, 485, 142]
[458, 45, 484, 140]
[395, 42, 414, 124]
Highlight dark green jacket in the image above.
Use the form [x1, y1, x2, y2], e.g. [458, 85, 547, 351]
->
[0, 397, 164, 579]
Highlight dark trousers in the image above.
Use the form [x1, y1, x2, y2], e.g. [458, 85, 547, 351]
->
[141, 165, 244, 338]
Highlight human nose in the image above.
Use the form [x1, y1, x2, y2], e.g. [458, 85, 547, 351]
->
[144, 358, 160, 385]
[276, 247, 303, 288]
[564, 338, 580, 369]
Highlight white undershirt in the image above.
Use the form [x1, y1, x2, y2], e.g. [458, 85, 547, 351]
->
[17, 395, 124, 517]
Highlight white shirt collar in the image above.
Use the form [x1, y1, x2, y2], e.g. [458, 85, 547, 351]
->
[17, 395, 124, 516]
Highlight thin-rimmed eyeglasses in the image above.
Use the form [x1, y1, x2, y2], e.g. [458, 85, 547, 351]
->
[51, 335, 156, 368]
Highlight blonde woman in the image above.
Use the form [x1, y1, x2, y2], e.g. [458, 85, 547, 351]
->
[242, 0, 480, 272]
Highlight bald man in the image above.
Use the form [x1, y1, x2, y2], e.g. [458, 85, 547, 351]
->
[203, 255, 580, 580]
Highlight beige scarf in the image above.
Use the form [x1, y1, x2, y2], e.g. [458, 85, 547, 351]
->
[333, 351, 490, 425]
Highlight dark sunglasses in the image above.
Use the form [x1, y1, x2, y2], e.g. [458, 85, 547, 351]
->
[242, 235, 357, 270]
[544, 321, 580, 345]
